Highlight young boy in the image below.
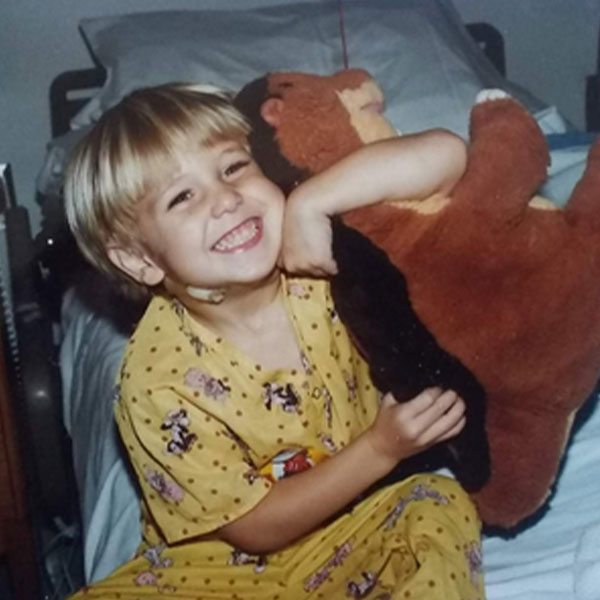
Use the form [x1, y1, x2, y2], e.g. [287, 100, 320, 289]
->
[65, 83, 484, 599]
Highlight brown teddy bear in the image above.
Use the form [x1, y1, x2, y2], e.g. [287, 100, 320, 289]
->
[235, 69, 600, 528]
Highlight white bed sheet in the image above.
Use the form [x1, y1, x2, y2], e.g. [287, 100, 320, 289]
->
[60, 140, 599, 597]
[484, 393, 600, 600]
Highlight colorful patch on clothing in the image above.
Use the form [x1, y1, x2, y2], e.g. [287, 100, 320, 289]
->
[142, 543, 173, 569]
[260, 447, 328, 482]
[347, 571, 377, 598]
[319, 433, 339, 454]
[343, 370, 358, 402]
[300, 351, 313, 374]
[144, 466, 185, 503]
[228, 548, 267, 573]
[465, 540, 483, 586]
[133, 543, 176, 594]
[161, 408, 198, 454]
[172, 299, 208, 355]
[133, 570, 176, 594]
[288, 282, 307, 298]
[380, 483, 449, 531]
[322, 385, 333, 427]
[184, 368, 230, 401]
[263, 382, 300, 413]
[303, 541, 353, 592]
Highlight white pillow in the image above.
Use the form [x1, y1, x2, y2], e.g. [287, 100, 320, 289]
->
[73, 0, 545, 139]
[73, 1, 338, 128]
[340, 0, 545, 137]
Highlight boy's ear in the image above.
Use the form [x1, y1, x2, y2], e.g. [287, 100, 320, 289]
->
[106, 245, 165, 286]
[260, 97, 285, 128]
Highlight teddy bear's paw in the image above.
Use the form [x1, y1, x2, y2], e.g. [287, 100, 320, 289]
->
[475, 88, 511, 104]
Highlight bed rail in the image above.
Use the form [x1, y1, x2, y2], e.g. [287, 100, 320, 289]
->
[1, 164, 74, 523]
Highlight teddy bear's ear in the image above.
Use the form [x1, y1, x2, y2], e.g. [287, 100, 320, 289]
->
[260, 97, 285, 128]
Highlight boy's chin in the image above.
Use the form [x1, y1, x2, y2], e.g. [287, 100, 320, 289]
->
[173, 262, 281, 299]
[237, 259, 280, 282]
[230, 265, 281, 289]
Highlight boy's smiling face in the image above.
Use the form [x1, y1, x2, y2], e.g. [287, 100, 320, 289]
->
[127, 138, 285, 294]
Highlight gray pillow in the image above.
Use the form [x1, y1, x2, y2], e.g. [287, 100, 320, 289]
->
[73, 0, 546, 139]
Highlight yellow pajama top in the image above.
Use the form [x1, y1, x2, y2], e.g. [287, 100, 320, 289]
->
[71, 276, 485, 599]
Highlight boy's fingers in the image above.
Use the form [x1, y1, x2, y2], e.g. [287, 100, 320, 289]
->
[417, 389, 459, 421]
[421, 398, 466, 443]
[304, 263, 330, 277]
[438, 415, 467, 441]
[321, 258, 338, 275]
[381, 392, 398, 409]
[330, 260, 339, 275]
[407, 387, 444, 417]
[281, 252, 336, 277]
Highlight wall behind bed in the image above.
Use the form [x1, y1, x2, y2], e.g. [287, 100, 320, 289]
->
[0, 0, 599, 235]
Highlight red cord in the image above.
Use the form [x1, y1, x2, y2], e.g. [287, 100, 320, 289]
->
[338, 0, 349, 69]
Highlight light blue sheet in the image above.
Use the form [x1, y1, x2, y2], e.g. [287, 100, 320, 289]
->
[60, 290, 139, 582]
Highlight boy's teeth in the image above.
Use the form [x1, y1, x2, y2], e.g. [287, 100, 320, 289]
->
[214, 219, 259, 251]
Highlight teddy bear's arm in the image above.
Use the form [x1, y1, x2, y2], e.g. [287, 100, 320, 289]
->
[450, 95, 549, 224]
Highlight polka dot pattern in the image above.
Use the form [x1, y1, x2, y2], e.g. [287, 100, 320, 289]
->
[85, 278, 486, 599]
[114, 278, 380, 546]
[72, 476, 483, 599]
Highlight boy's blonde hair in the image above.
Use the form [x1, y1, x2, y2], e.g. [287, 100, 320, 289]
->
[64, 83, 251, 290]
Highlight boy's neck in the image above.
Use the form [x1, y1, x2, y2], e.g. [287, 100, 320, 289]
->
[180, 268, 284, 335]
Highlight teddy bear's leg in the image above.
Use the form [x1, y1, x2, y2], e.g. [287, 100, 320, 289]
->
[472, 406, 574, 528]
[451, 91, 549, 224]
[564, 135, 600, 231]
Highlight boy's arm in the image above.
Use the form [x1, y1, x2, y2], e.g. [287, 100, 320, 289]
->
[216, 388, 466, 554]
[282, 129, 467, 276]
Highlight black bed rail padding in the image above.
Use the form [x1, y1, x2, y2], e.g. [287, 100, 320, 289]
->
[2, 169, 74, 523]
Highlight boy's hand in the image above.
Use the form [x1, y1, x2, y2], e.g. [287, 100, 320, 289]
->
[280, 196, 338, 277]
[366, 387, 466, 466]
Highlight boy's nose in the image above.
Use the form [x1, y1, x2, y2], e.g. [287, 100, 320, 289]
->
[211, 184, 243, 217]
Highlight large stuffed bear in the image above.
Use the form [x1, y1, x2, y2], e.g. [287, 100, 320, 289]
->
[235, 69, 600, 528]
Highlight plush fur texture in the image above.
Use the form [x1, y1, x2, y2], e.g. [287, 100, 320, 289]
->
[235, 69, 600, 528]
[237, 71, 490, 496]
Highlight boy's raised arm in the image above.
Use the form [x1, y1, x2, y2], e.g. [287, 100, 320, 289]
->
[281, 129, 467, 276]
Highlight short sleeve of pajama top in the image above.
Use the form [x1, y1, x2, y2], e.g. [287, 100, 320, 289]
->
[115, 277, 381, 545]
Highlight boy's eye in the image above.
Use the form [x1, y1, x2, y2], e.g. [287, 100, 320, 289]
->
[223, 160, 250, 178]
[167, 189, 193, 211]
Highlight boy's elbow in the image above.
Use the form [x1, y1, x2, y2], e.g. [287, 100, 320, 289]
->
[430, 128, 467, 163]
[217, 518, 293, 555]
[429, 128, 468, 192]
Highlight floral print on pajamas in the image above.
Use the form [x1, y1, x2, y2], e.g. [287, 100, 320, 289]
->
[70, 277, 485, 599]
